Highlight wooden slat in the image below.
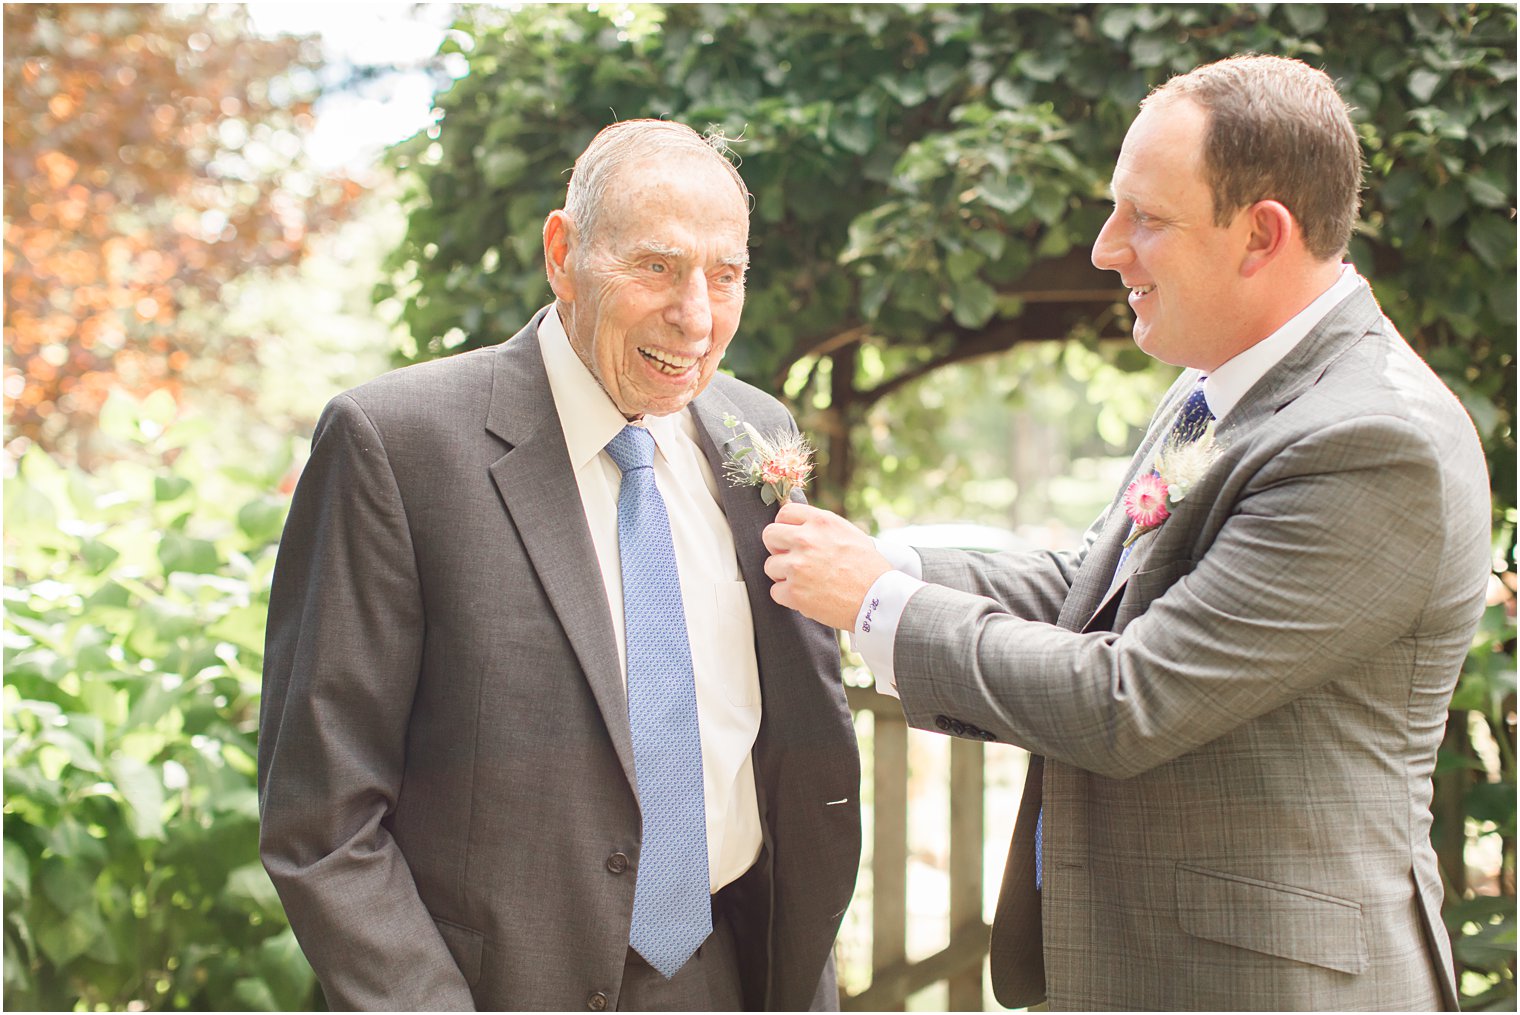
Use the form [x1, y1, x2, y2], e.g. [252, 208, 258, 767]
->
[948, 737, 986, 1010]
[845, 924, 991, 1011]
[872, 708, 909, 1012]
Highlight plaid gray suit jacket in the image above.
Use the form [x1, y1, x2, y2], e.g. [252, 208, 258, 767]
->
[894, 281, 1490, 1010]
[258, 310, 861, 1011]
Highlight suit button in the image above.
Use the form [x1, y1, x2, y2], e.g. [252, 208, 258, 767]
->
[606, 852, 628, 874]
[587, 992, 609, 1011]
[935, 715, 952, 731]
[982, 730, 996, 742]
[950, 720, 967, 736]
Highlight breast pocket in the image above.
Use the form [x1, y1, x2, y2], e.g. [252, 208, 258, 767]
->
[1114, 558, 1196, 630]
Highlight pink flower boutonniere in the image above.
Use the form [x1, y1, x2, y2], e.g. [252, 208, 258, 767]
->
[1121, 423, 1222, 547]
[721, 414, 814, 505]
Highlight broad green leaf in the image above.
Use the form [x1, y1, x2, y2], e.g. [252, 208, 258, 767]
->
[3, 840, 31, 901]
[978, 176, 1032, 214]
[950, 276, 998, 329]
[154, 476, 192, 503]
[232, 976, 280, 1012]
[237, 497, 288, 544]
[158, 533, 222, 575]
[1408, 68, 1444, 104]
[1467, 215, 1513, 270]
[256, 928, 318, 1011]
[33, 900, 105, 967]
[106, 755, 166, 840]
[226, 862, 283, 915]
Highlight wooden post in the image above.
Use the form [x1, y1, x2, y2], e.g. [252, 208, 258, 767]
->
[948, 737, 986, 1010]
[874, 706, 909, 1011]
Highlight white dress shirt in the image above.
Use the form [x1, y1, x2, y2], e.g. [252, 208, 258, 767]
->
[538, 308, 763, 891]
[855, 265, 1364, 695]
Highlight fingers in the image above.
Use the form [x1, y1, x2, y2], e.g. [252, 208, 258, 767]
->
[773, 501, 816, 525]
[768, 576, 793, 608]
[761, 521, 791, 554]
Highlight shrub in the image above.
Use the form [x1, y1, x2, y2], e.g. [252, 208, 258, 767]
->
[3, 390, 318, 1010]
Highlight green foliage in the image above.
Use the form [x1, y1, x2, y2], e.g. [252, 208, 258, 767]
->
[1443, 590, 1519, 1010]
[389, 3, 1513, 530]
[2, 391, 317, 1011]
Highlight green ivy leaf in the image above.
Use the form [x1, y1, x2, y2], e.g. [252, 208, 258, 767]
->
[950, 276, 998, 329]
[1467, 214, 1514, 270]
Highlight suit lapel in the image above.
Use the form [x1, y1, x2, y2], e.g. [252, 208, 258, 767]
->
[1077, 281, 1384, 632]
[485, 312, 637, 792]
[689, 388, 775, 583]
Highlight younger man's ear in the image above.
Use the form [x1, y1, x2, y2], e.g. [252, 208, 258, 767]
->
[1239, 199, 1295, 278]
[543, 210, 576, 302]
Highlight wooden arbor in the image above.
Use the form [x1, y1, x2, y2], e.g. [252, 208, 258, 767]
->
[781, 252, 1131, 515]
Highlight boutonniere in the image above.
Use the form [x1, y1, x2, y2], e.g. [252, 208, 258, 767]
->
[1122, 424, 1222, 547]
[721, 413, 814, 505]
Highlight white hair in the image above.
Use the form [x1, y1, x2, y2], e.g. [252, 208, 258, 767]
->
[563, 119, 749, 247]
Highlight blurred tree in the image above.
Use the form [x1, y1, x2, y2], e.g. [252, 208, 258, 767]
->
[386, 2, 1513, 530]
[2, 3, 359, 465]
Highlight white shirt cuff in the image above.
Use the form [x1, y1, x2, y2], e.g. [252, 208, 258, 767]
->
[873, 538, 924, 580]
[851, 569, 925, 699]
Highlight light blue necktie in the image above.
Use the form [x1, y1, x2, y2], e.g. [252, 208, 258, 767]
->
[1036, 380, 1213, 891]
[604, 425, 711, 978]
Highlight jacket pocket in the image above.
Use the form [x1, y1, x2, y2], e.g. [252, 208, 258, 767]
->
[1113, 558, 1195, 630]
[433, 917, 484, 987]
[1175, 863, 1368, 974]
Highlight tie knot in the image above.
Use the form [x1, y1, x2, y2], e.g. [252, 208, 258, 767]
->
[605, 425, 656, 474]
[1172, 382, 1214, 443]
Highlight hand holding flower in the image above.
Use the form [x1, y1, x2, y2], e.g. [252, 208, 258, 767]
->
[762, 502, 892, 631]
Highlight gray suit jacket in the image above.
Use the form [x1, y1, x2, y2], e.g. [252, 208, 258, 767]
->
[892, 282, 1489, 1010]
[258, 310, 862, 1011]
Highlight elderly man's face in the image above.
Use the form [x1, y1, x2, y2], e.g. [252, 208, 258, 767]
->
[554, 157, 749, 419]
[1090, 98, 1254, 371]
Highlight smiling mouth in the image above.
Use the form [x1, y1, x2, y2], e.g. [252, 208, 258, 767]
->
[639, 346, 700, 376]
[1129, 284, 1156, 297]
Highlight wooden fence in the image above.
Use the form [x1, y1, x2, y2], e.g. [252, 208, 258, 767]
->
[840, 683, 997, 1011]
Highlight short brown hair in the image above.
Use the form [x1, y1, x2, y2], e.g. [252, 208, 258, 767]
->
[1145, 54, 1364, 260]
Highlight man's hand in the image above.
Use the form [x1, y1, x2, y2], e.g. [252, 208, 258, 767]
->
[762, 502, 892, 630]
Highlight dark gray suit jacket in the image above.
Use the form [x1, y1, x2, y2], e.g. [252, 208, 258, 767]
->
[894, 282, 1489, 1010]
[258, 310, 862, 1011]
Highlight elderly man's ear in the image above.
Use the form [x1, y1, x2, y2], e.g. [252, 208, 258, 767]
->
[544, 210, 576, 302]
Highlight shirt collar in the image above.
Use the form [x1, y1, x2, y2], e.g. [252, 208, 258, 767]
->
[537, 306, 686, 467]
[1203, 264, 1362, 421]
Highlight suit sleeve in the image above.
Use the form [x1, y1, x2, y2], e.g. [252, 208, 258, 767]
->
[914, 509, 1105, 626]
[258, 395, 475, 1011]
[892, 414, 1450, 778]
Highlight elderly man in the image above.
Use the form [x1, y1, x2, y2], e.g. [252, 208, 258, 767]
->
[764, 56, 1489, 1010]
[259, 120, 861, 1012]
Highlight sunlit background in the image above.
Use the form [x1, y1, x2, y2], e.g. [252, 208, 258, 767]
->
[4, 4, 1513, 1011]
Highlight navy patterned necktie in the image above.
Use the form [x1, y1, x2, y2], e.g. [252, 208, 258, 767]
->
[1035, 380, 1213, 891]
[603, 425, 711, 978]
